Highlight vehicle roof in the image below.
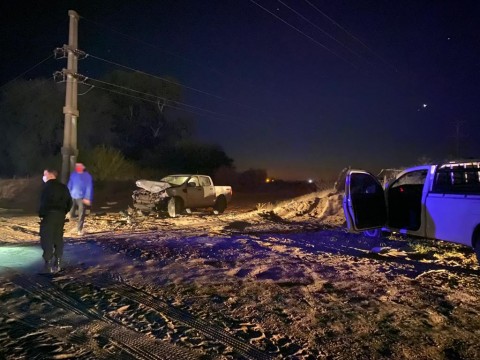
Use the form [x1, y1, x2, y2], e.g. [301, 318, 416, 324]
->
[162, 174, 209, 177]
[438, 160, 480, 166]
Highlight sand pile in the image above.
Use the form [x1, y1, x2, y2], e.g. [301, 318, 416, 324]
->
[0, 178, 41, 212]
[0, 178, 39, 200]
[266, 189, 345, 227]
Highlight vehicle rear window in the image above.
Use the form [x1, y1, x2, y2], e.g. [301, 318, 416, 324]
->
[432, 163, 480, 194]
[350, 173, 383, 195]
[199, 176, 212, 186]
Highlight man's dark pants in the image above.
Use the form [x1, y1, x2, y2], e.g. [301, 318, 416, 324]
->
[69, 198, 86, 232]
[40, 211, 66, 261]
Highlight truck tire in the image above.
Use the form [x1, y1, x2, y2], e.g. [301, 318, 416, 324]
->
[213, 196, 227, 215]
[474, 227, 480, 265]
[168, 197, 184, 218]
[475, 243, 480, 265]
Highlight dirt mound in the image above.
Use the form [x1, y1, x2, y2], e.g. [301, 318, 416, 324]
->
[0, 178, 40, 200]
[0, 178, 136, 215]
[265, 189, 345, 227]
[0, 179, 41, 211]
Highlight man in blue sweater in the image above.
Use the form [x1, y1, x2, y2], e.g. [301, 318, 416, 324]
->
[67, 163, 93, 235]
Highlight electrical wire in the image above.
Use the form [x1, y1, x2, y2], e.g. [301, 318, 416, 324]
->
[0, 54, 54, 89]
[249, 0, 356, 67]
[85, 76, 241, 121]
[276, 0, 370, 64]
[84, 81, 243, 125]
[302, 0, 397, 71]
[86, 53, 261, 111]
[86, 77, 167, 101]
[303, 0, 371, 51]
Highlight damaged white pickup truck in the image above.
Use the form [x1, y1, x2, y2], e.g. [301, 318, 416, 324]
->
[132, 174, 233, 217]
[342, 160, 480, 263]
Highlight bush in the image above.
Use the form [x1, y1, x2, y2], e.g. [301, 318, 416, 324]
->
[79, 146, 137, 181]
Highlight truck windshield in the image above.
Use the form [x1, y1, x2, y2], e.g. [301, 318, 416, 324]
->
[161, 176, 189, 186]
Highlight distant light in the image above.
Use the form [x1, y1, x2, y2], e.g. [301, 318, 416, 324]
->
[265, 178, 271, 183]
[308, 179, 313, 183]
[423, 104, 428, 108]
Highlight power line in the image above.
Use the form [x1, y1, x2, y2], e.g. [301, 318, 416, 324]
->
[0, 54, 54, 89]
[86, 54, 224, 99]
[303, 0, 397, 71]
[85, 53, 261, 112]
[85, 76, 241, 121]
[80, 79, 243, 125]
[277, 0, 370, 64]
[86, 77, 166, 100]
[249, 0, 356, 67]
[93, 84, 243, 125]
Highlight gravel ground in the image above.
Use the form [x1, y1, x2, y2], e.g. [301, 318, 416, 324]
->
[0, 180, 479, 359]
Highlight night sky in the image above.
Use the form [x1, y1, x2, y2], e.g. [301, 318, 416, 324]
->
[1, 1, 479, 180]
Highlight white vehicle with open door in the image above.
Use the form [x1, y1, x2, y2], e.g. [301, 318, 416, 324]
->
[342, 161, 480, 264]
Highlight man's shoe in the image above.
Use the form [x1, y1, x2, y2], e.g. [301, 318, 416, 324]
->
[52, 257, 61, 273]
[43, 259, 53, 273]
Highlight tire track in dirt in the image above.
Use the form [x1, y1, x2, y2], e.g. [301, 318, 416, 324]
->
[7, 225, 38, 236]
[0, 311, 100, 360]
[84, 274, 276, 360]
[11, 274, 200, 360]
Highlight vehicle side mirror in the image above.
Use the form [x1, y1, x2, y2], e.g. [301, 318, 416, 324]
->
[188, 182, 196, 187]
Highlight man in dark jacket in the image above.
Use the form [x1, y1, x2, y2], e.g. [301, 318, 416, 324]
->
[39, 168, 72, 273]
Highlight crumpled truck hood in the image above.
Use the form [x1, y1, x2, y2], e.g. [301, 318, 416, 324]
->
[135, 180, 171, 193]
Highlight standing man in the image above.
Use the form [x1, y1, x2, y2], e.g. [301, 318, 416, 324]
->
[67, 163, 93, 235]
[39, 168, 72, 273]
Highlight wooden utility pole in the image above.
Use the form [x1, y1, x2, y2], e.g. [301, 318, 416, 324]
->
[60, 10, 80, 184]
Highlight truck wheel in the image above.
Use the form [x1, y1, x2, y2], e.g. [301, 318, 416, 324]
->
[474, 228, 480, 265]
[168, 197, 184, 218]
[213, 196, 227, 215]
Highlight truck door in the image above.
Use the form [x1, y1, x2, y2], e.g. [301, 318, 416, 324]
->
[186, 176, 203, 207]
[343, 170, 387, 232]
[386, 169, 428, 233]
[199, 176, 216, 206]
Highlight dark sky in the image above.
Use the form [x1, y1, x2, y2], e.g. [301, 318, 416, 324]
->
[1, 0, 479, 180]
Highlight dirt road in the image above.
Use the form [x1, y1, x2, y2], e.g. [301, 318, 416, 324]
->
[1, 184, 479, 359]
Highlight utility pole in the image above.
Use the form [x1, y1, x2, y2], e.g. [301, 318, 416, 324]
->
[59, 10, 80, 184]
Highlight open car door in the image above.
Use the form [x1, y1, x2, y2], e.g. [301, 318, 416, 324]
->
[342, 170, 387, 232]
